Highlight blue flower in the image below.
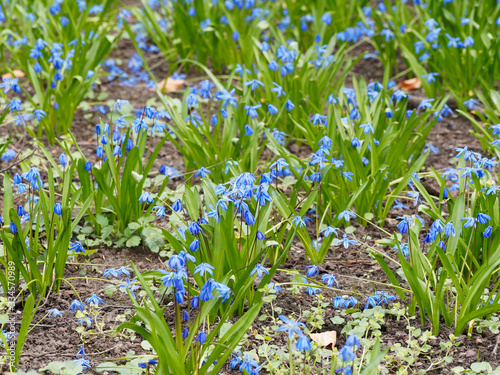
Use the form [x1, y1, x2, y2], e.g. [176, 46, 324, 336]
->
[339, 345, 356, 361]
[240, 354, 261, 374]
[322, 274, 339, 288]
[214, 282, 231, 302]
[477, 213, 491, 225]
[337, 210, 356, 223]
[189, 239, 200, 252]
[335, 234, 357, 249]
[119, 278, 140, 298]
[381, 28, 394, 41]
[462, 217, 476, 229]
[168, 254, 185, 270]
[374, 291, 396, 304]
[333, 296, 347, 309]
[397, 216, 412, 234]
[319, 226, 339, 239]
[235, 63, 252, 76]
[69, 300, 86, 312]
[270, 158, 289, 172]
[69, 241, 85, 254]
[444, 222, 456, 237]
[345, 333, 360, 348]
[271, 82, 286, 97]
[346, 296, 358, 308]
[418, 98, 435, 111]
[463, 99, 478, 110]
[196, 331, 207, 344]
[304, 286, 321, 295]
[74, 346, 91, 370]
[200, 279, 215, 301]
[47, 308, 63, 318]
[394, 243, 409, 258]
[268, 104, 278, 115]
[359, 123, 374, 134]
[244, 104, 261, 119]
[295, 334, 311, 351]
[364, 295, 380, 309]
[152, 206, 166, 219]
[309, 113, 327, 126]
[215, 89, 237, 108]
[86, 294, 104, 307]
[244, 124, 254, 136]
[77, 317, 93, 328]
[195, 167, 211, 178]
[244, 79, 264, 91]
[484, 226, 493, 238]
[277, 315, 305, 339]
[321, 12, 332, 25]
[422, 72, 439, 83]
[194, 263, 214, 277]
[138, 192, 153, 204]
[187, 221, 202, 236]
[191, 296, 199, 309]
[392, 199, 409, 210]
[250, 263, 269, 278]
[291, 215, 306, 228]
[305, 265, 319, 277]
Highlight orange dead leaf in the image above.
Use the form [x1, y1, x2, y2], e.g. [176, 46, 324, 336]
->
[397, 77, 422, 92]
[310, 331, 337, 349]
[155, 76, 185, 92]
[2, 69, 25, 79]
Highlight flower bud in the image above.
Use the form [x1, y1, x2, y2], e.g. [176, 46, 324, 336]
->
[54, 203, 62, 216]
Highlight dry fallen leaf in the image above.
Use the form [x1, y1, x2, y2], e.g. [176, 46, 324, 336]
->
[2, 69, 25, 79]
[397, 77, 422, 92]
[309, 331, 337, 349]
[155, 76, 185, 92]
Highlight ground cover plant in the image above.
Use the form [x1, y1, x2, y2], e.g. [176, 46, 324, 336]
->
[2, 0, 500, 374]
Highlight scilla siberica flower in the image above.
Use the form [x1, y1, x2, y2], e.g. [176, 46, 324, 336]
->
[397, 216, 412, 234]
[58, 153, 68, 166]
[295, 334, 311, 351]
[119, 278, 140, 298]
[250, 263, 269, 278]
[86, 294, 104, 307]
[335, 234, 358, 249]
[337, 210, 356, 223]
[69, 299, 86, 312]
[322, 273, 339, 287]
[277, 315, 305, 339]
[138, 191, 153, 204]
[305, 265, 319, 277]
[195, 167, 211, 178]
[270, 158, 288, 172]
[484, 226, 493, 238]
[53, 203, 62, 216]
[200, 279, 215, 301]
[47, 308, 63, 318]
[291, 215, 306, 228]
